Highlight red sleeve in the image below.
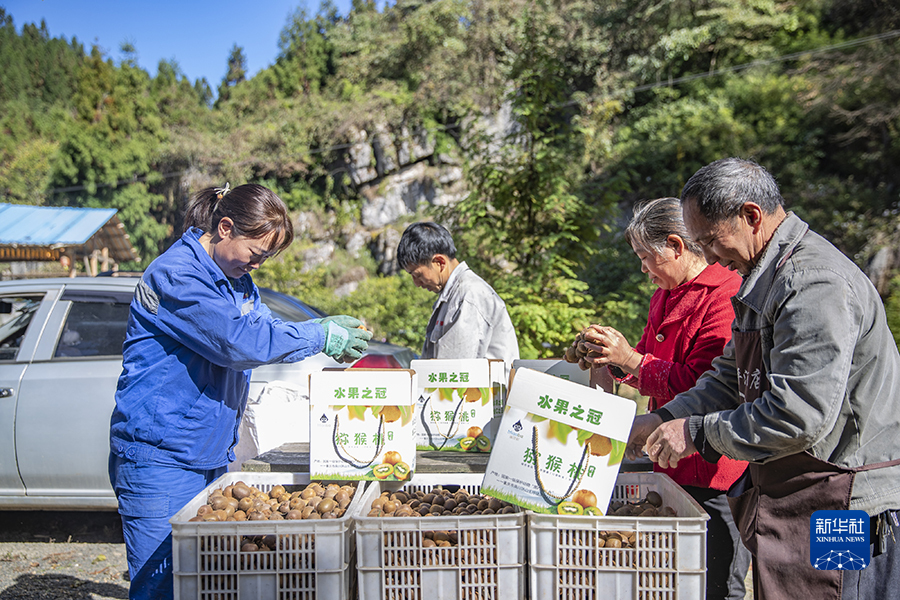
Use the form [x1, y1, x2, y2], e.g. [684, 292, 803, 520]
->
[637, 281, 737, 401]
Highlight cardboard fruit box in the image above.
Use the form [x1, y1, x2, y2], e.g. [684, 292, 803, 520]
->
[511, 358, 591, 387]
[481, 367, 636, 516]
[309, 369, 417, 481]
[410, 358, 507, 452]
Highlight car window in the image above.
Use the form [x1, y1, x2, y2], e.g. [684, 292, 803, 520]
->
[258, 288, 325, 322]
[54, 294, 132, 358]
[0, 296, 43, 361]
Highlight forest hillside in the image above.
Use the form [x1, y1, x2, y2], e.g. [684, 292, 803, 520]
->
[1, 0, 899, 356]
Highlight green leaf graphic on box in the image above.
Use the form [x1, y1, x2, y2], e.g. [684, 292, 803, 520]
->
[547, 421, 574, 444]
[530, 415, 547, 424]
[480, 387, 491, 406]
[608, 439, 627, 466]
[438, 388, 456, 402]
[370, 405, 383, 418]
[576, 428, 594, 445]
[348, 405, 368, 421]
[399, 404, 413, 426]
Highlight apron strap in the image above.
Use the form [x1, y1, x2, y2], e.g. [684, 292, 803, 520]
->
[855, 457, 900, 472]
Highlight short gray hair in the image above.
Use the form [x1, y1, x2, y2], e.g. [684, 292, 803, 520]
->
[680, 158, 785, 222]
[625, 197, 702, 257]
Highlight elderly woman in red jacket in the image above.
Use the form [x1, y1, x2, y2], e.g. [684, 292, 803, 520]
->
[583, 197, 749, 600]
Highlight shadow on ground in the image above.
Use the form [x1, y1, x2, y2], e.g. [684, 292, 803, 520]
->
[0, 573, 127, 599]
[0, 512, 122, 544]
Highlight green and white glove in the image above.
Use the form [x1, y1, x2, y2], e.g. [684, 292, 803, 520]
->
[321, 320, 373, 363]
[312, 315, 364, 329]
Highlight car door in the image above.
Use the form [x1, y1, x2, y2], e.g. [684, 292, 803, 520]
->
[13, 285, 132, 508]
[0, 287, 60, 504]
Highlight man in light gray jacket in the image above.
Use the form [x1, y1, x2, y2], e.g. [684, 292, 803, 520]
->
[628, 158, 900, 600]
[397, 221, 519, 364]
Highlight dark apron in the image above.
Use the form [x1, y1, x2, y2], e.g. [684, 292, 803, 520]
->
[727, 330, 900, 600]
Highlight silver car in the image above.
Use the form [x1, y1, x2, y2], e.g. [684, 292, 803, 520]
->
[0, 277, 414, 510]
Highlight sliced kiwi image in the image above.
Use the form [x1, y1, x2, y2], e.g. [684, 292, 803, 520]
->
[393, 461, 411, 480]
[459, 437, 476, 451]
[373, 463, 394, 479]
[557, 501, 584, 515]
[475, 435, 492, 452]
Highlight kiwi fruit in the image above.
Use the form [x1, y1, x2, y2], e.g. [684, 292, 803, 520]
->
[373, 463, 394, 479]
[556, 501, 584, 516]
[367, 485, 519, 519]
[393, 461, 412, 481]
[191, 481, 356, 524]
[475, 435, 492, 452]
[571, 489, 598, 509]
[587, 434, 612, 457]
[459, 437, 476, 451]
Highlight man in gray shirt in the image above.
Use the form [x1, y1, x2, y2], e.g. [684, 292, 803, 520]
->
[397, 222, 519, 364]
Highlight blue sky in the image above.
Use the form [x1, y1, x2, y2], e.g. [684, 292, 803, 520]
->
[2, 0, 358, 84]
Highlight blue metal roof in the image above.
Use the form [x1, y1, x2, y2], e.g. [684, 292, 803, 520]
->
[0, 203, 118, 246]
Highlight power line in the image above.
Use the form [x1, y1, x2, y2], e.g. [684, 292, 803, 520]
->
[628, 29, 900, 95]
[42, 29, 900, 196]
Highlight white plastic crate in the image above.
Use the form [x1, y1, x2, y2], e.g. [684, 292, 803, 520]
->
[352, 473, 526, 600]
[170, 472, 366, 600]
[529, 472, 709, 600]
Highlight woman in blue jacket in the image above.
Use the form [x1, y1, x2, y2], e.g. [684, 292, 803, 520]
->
[108, 183, 371, 600]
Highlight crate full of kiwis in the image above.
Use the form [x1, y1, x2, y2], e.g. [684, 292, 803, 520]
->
[169, 472, 366, 600]
[352, 473, 526, 600]
[528, 472, 709, 600]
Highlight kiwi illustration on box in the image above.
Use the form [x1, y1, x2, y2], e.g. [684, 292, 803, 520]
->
[528, 416, 627, 515]
[411, 359, 505, 452]
[418, 386, 492, 451]
[330, 404, 414, 481]
[481, 368, 635, 515]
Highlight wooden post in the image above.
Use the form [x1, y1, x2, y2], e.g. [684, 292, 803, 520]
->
[101, 247, 109, 273]
[90, 250, 99, 277]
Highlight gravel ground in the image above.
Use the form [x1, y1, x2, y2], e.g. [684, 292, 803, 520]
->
[0, 512, 129, 600]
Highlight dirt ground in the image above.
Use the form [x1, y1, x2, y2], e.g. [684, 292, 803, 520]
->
[0, 511, 128, 600]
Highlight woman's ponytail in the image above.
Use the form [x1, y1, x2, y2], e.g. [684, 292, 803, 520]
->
[182, 183, 293, 254]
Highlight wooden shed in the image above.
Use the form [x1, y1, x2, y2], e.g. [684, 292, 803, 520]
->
[0, 203, 140, 277]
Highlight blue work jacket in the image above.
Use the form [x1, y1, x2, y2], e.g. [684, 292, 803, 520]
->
[109, 228, 325, 470]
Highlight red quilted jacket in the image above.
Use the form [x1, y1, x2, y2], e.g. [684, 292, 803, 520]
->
[617, 262, 747, 491]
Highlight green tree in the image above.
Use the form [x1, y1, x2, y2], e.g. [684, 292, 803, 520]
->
[272, 7, 333, 97]
[216, 44, 247, 104]
[448, 4, 608, 358]
[47, 46, 169, 260]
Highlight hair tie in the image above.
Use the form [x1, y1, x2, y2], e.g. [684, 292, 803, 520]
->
[214, 182, 231, 199]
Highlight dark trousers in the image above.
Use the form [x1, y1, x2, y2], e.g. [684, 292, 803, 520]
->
[841, 509, 900, 600]
[684, 485, 752, 600]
